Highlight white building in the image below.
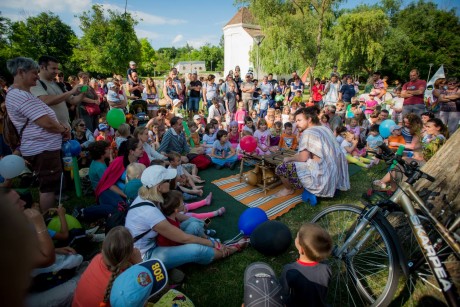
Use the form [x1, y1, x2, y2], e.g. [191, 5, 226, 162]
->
[174, 61, 206, 75]
[223, 7, 265, 79]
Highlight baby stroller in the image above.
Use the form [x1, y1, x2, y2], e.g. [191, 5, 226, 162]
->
[130, 99, 149, 126]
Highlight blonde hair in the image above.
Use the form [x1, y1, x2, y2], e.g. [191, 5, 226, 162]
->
[138, 186, 164, 203]
[126, 163, 146, 183]
[267, 108, 276, 115]
[117, 123, 130, 138]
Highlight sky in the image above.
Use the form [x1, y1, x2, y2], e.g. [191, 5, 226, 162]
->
[0, 0, 458, 49]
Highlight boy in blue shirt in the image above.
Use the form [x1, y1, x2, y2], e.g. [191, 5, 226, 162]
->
[259, 93, 269, 119]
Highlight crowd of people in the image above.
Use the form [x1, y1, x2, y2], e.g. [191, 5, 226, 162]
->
[0, 54, 458, 306]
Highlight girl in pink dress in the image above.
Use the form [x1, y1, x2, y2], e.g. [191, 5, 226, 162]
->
[254, 118, 272, 155]
[234, 101, 247, 132]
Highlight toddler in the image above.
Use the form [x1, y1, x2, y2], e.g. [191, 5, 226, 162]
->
[210, 130, 238, 169]
[124, 162, 146, 203]
[234, 101, 247, 132]
[387, 124, 405, 151]
[250, 109, 259, 126]
[320, 114, 330, 129]
[259, 93, 269, 118]
[280, 223, 332, 307]
[346, 118, 361, 138]
[254, 118, 271, 155]
[242, 116, 255, 135]
[96, 123, 113, 144]
[336, 100, 346, 120]
[341, 132, 375, 168]
[270, 121, 283, 147]
[187, 121, 201, 148]
[278, 122, 298, 150]
[335, 126, 347, 145]
[366, 124, 383, 164]
[203, 123, 216, 154]
[115, 123, 130, 149]
[281, 106, 290, 125]
[364, 93, 378, 118]
[228, 121, 240, 149]
[168, 152, 204, 200]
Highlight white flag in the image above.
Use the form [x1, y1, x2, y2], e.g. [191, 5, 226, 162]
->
[424, 65, 445, 111]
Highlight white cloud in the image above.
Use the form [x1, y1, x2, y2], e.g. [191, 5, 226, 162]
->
[1, 0, 91, 13]
[136, 28, 160, 40]
[172, 34, 183, 44]
[186, 35, 219, 48]
[100, 4, 186, 25]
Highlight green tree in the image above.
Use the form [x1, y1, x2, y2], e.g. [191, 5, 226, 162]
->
[382, 1, 460, 80]
[138, 38, 156, 76]
[334, 7, 389, 75]
[73, 4, 141, 75]
[8, 12, 76, 69]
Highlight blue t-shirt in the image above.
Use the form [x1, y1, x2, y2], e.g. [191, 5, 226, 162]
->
[116, 170, 127, 190]
[89, 160, 107, 190]
[340, 84, 356, 102]
[212, 140, 232, 158]
[260, 82, 273, 96]
[203, 134, 216, 154]
[366, 134, 384, 151]
[259, 98, 269, 111]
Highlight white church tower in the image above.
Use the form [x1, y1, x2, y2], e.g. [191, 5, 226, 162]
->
[223, 7, 264, 78]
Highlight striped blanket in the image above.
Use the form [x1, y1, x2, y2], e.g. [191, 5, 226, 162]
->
[212, 175, 303, 219]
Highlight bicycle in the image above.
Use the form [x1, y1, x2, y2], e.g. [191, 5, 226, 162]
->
[311, 144, 460, 306]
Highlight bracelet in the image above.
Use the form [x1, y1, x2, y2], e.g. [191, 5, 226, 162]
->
[37, 228, 48, 234]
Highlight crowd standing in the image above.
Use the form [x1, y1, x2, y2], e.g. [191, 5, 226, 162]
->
[0, 55, 457, 306]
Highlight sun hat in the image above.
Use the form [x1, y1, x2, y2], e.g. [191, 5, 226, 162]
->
[98, 123, 108, 131]
[110, 259, 168, 307]
[244, 262, 284, 307]
[141, 165, 177, 188]
[193, 115, 201, 121]
[390, 125, 402, 132]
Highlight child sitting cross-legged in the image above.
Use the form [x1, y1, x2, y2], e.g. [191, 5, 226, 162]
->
[278, 122, 298, 150]
[211, 130, 238, 170]
[157, 191, 225, 247]
[167, 151, 204, 200]
[280, 223, 333, 307]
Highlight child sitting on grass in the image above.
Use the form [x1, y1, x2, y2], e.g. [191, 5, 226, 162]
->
[386, 124, 406, 151]
[341, 132, 376, 168]
[270, 121, 283, 147]
[228, 121, 240, 149]
[279, 122, 298, 150]
[210, 130, 238, 169]
[157, 191, 225, 247]
[280, 223, 332, 307]
[186, 121, 201, 148]
[167, 152, 204, 200]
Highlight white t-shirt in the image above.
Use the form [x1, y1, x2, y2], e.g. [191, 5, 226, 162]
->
[125, 197, 165, 258]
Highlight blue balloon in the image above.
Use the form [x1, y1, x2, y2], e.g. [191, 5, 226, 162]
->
[61, 141, 72, 157]
[69, 140, 82, 157]
[238, 208, 268, 235]
[379, 119, 396, 138]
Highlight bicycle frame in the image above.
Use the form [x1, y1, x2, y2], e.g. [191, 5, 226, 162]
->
[391, 181, 460, 306]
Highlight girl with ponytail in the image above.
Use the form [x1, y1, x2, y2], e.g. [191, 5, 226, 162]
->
[72, 226, 141, 307]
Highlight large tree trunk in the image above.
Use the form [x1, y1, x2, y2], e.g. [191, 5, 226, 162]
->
[415, 129, 460, 224]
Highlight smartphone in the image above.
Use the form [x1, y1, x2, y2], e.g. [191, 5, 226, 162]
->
[80, 85, 88, 93]
[204, 218, 211, 226]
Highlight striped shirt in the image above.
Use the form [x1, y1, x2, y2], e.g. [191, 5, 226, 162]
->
[158, 128, 190, 155]
[6, 88, 61, 156]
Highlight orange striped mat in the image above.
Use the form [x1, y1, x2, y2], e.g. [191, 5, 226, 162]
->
[212, 174, 303, 220]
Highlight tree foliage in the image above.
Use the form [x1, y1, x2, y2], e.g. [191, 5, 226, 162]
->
[72, 4, 141, 75]
[8, 12, 76, 69]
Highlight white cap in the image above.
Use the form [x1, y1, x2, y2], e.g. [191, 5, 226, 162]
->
[193, 115, 201, 120]
[129, 61, 136, 65]
[141, 166, 177, 188]
[107, 82, 116, 89]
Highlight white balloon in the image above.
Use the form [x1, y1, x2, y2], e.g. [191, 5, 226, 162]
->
[0, 155, 26, 179]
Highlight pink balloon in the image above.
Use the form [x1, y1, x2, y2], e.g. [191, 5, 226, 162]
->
[240, 136, 257, 152]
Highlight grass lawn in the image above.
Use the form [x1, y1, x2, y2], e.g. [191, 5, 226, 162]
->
[59, 161, 395, 306]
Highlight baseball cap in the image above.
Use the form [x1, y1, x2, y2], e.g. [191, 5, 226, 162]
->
[98, 123, 108, 131]
[129, 61, 136, 65]
[358, 96, 366, 102]
[390, 125, 401, 132]
[107, 82, 116, 89]
[141, 165, 177, 188]
[110, 259, 168, 307]
[244, 262, 284, 307]
[193, 114, 201, 121]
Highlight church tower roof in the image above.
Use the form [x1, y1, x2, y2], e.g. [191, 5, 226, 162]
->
[224, 7, 256, 27]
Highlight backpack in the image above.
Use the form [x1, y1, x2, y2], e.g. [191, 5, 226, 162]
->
[105, 201, 157, 242]
[3, 108, 29, 149]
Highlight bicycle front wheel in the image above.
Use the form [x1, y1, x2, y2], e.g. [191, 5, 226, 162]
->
[311, 205, 400, 306]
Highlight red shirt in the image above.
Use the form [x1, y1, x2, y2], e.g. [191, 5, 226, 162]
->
[157, 217, 182, 246]
[402, 79, 426, 105]
[311, 84, 324, 102]
[72, 253, 113, 307]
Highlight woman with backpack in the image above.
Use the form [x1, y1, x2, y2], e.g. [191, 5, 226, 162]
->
[5, 57, 70, 212]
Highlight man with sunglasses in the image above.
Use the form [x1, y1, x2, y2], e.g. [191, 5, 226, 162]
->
[401, 69, 427, 117]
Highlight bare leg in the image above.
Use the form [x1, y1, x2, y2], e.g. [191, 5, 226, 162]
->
[275, 177, 295, 197]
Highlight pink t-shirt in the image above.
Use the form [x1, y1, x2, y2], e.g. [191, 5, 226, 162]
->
[365, 100, 378, 114]
[402, 79, 426, 105]
[254, 129, 271, 148]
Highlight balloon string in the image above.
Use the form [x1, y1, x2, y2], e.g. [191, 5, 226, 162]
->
[224, 231, 244, 245]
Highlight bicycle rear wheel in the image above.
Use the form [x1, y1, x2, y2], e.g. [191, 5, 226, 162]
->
[311, 205, 400, 306]
[388, 212, 460, 306]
